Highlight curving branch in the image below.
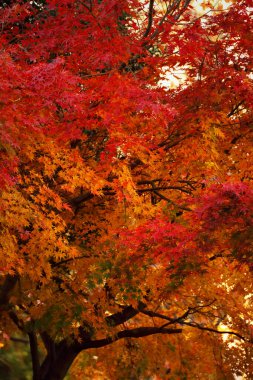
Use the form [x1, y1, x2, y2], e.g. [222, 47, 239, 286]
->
[77, 326, 183, 350]
[140, 306, 250, 343]
[179, 321, 250, 342]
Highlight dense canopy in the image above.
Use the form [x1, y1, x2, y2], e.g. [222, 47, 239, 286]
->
[0, 0, 252, 379]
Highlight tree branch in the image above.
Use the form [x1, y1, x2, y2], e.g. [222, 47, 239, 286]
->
[106, 303, 146, 327]
[69, 192, 94, 208]
[10, 336, 29, 344]
[153, 189, 191, 211]
[138, 186, 191, 194]
[227, 100, 245, 118]
[51, 254, 92, 268]
[180, 321, 249, 342]
[8, 310, 25, 331]
[77, 326, 182, 350]
[143, 0, 155, 38]
[140, 306, 250, 342]
[141, 307, 193, 325]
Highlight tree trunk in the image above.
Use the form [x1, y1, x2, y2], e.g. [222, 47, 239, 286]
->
[39, 345, 79, 380]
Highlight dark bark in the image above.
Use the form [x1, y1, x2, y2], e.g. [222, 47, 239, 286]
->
[32, 304, 250, 379]
[39, 326, 182, 380]
[28, 332, 40, 380]
[143, 0, 155, 38]
[105, 304, 142, 327]
[76, 326, 183, 351]
[39, 341, 79, 380]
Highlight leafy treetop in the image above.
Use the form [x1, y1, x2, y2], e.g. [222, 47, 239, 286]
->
[0, 1, 252, 379]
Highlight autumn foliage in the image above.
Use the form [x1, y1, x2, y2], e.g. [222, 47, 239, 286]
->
[0, 0, 253, 379]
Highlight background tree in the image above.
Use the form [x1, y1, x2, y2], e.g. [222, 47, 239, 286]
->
[0, 0, 252, 379]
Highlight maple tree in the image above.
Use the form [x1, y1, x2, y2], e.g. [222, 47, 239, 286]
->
[0, 0, 253, 379]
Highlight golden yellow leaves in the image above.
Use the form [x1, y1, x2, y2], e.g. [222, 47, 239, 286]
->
[0, 173, 80, 281]
[0, 189, 32, 228]
[0, 230, 20, 275]
[111, 160, 157, 226]
[37, 141, 106, 196]
[112, 162, 137, 202]
[0, 190, 33, 275]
